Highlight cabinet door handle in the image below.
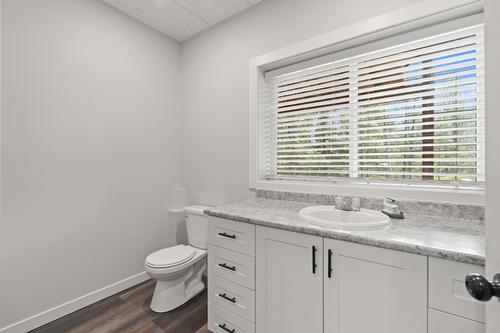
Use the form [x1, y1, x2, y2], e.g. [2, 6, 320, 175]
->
[328, 249, 333, 278]
[218, 293, 236, 303]
[312, 246, 318, 274]
[218, 263, 236, 271]
[218, 323, 236, 333]
[219, 232, 236, 239]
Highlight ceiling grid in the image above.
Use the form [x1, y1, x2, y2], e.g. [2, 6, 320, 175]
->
[101, 0, 266, 41]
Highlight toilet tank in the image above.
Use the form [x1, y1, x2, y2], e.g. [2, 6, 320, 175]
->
[184, 205, 211, 249]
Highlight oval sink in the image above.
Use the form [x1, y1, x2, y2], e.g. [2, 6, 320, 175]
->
[299, 206, 391, 230]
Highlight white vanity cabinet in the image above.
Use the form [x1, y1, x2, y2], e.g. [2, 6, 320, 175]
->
[428, 258, 485, 333]
[255, 226, 427, 333]
[208, 219, 485, 333]
[255, 226, 323, 333]
[323, 238, 427, 333]
[208, 217, 256, 333]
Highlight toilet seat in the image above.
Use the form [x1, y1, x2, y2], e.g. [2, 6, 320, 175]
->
[145, 245, 196, 268]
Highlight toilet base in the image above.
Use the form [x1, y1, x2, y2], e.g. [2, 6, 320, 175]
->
[149, 259, 206, 313]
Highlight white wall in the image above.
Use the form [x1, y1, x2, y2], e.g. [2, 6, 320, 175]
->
[180, 0, 423, 207]
[0, 0, 181, 328]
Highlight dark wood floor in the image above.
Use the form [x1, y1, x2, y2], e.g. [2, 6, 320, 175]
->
[29, 279, 209, 333]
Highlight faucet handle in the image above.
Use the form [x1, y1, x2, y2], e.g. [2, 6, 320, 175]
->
[383, 197, 396, 205]
[382, 198, 404, 219]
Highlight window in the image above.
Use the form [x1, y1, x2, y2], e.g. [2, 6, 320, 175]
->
[259, 24, 484, 189]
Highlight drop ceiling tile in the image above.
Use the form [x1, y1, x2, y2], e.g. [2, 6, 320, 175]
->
[245, 0, 265, 5]
[103, 0, 209, 41]
[101, 0, 136, 12]
[175, 0, 250, 25]
[143, 0, 210, 40]
[102, 0, 267, 41]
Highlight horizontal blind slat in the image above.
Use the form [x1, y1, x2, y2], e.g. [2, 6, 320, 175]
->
[278, 104, 481, 129]
[277, 116, 482, 136]
[277, 151, 483, 158]
[278, 62, 481, 102]
[277, 73, 482, 109]
[277, 141, 482, 152]
[356, 34, 482, 71]
[275, 58, 482, 104]
[272, 94, 483, 120]
[278, 103, 480, 125]
[276, 83, 482, 113]
[276, 170, 484, 177]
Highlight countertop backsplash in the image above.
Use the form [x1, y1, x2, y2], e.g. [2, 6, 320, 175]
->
[255, 189, 485, 222]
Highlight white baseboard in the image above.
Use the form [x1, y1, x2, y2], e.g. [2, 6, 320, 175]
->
[0, 271, 149, 333]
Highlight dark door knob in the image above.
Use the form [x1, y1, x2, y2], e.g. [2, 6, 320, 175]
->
[465, 273, 500, 302]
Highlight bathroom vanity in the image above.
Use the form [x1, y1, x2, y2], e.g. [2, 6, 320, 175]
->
[204, 198, 485, 333]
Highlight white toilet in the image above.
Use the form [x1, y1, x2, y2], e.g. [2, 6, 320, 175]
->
[145, 205, 210, 313]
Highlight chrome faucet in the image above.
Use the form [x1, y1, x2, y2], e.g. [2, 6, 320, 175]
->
[334, 196, 361, 211]
[382, 198, 404, 219]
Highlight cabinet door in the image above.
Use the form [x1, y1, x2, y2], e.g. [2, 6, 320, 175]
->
[428, 309, 485, 333]
[256, 226, 323, 333]
[324, 239, 427, 333]
[429, 257, 485, 323]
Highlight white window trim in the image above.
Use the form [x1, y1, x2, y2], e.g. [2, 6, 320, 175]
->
[249, 0, 485, 204]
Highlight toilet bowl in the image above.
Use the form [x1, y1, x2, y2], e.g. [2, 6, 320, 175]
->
[145, 205, 210, 313]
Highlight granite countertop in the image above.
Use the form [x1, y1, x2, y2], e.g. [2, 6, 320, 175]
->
[205, 198, 485, 266]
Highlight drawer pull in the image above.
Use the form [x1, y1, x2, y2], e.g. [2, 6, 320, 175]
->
[218, 293, 236, 303]
[218, 323, 236, 333]
[218, 263, 236, 271]
[219, 232, 237, 239]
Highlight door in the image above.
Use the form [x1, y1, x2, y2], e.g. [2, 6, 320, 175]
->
[323, 238, 427, 333]
[256, 226, 322, 333]
[477, 2, 500, 332]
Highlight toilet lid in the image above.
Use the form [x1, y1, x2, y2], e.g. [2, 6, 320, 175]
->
[145, 245, 195, 268]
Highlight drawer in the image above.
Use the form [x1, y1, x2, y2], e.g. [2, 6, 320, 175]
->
[429, 257, 485, 323]
[428, 309, 485, 333]
[209, 274, 255, 323]
[208, 217, 255, 256]
[209, 303, 255, 333]
[208, 245, 255, 290]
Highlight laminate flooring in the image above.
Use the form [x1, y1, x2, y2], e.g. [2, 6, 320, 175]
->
[29, 279, 209, 333]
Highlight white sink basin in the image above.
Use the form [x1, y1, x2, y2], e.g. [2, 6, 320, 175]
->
[299, 206, 391, 230]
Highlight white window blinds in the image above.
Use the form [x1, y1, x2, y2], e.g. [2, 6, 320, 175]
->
[265, 24, 484, 186]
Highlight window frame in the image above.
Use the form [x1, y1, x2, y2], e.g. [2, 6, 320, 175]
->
[249, 0, 485, 204]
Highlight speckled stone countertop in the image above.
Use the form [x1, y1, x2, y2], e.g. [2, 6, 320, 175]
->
[205, 198, 485, 266]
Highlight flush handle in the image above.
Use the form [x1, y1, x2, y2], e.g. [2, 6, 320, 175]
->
[465, 273, 500, 302]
